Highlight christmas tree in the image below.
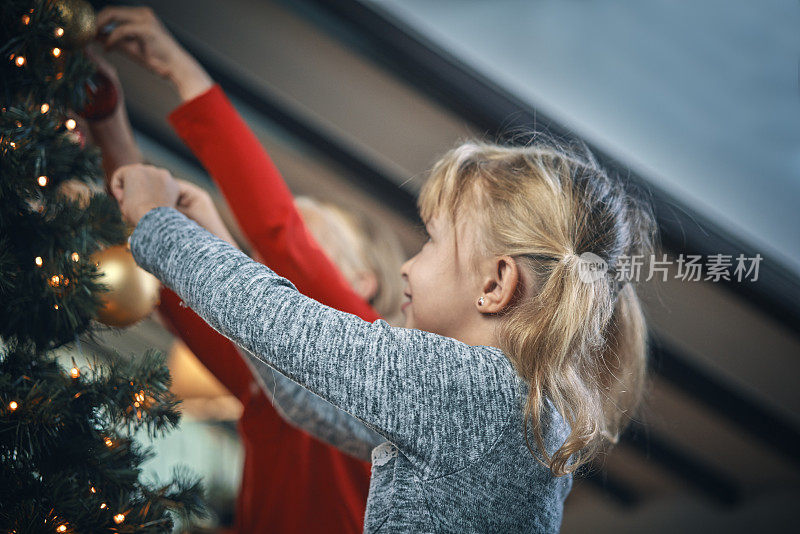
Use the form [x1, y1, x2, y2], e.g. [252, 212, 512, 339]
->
[0, 1, 204, 531]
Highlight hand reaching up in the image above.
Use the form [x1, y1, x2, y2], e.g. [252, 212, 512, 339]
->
[175, 179, 240, 248]
[109, 164, 180, 226]
[97, 6, 213, 102]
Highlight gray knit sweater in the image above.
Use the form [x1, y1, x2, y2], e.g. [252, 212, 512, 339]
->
[130, 207, 573, 533]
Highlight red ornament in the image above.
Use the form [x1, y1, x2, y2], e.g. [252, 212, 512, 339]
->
[79, 70, 118, 121]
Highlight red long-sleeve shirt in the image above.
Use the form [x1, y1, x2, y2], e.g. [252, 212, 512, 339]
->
[155, 85, 377, 533]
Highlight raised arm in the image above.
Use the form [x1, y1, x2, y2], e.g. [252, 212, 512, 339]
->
[167, 85, 379, 321]
[97, 4, 379, 321]
[129, 207, 519, 476]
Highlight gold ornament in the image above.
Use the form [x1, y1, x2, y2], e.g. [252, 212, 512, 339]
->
[53, 0, 97, 49]
[91, 244, 161, 327]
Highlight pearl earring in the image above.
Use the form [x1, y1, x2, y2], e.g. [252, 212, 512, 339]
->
[478, 297, 485, 306]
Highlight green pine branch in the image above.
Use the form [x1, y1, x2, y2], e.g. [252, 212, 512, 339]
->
[1, 1, 207, 530]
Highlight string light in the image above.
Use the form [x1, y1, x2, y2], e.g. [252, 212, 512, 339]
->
[9, 401, 18, 411]
[100, 503, 107, 510]
[56, 525, 67, 533]
[134, 391, 145, 403]
[14, 55, 25, 67]
[49, 275, 61, 287]
[9, 141, 16, 149]
[113, 513, 125, 524]
[40, 103, 49, 114]
[54, 304, 59, 310]
[54, 27, 64, 38]
[37, 175, 48, 186]
[104, 437, 113, 447]
[65, 118, 76, 130]
[71, 252, 80, 262]
[21, 14, 30, 25]
[90, 486, 96, 494]
[70, 367, 80, 379]
[35, 256, 43, 267]
[52, 47, 61, 58]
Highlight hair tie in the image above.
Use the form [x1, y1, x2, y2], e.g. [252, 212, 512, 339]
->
[562, 251, 578, 264]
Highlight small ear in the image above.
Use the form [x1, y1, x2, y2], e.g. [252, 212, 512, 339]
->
[352, 270, 379, 303]
[477, 255, 520, 314]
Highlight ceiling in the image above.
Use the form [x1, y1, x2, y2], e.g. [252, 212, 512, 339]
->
[369, 0, 800, 275]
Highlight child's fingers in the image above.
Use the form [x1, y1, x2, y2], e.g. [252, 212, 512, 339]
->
[176, 180, 209, 210]
[175, 178, 202, 195]
[96, 6, 148, 30]
[108, 167, 127, 203]
[103, 22, 151, 52]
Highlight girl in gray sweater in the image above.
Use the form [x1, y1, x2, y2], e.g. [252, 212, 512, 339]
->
[115, 139, 656, 532]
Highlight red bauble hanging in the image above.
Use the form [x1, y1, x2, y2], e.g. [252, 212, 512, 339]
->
[78, 70, 118, 121]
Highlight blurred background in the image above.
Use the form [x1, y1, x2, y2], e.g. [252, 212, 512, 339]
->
[65, 0, 800, 531]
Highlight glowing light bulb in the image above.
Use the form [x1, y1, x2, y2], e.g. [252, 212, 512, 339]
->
[65, 118, 76, 130]
[49, 275, 60, 287]
[71, 252, 80, 262]
[55, 27, 64, 37]
[40, 103, 49, 114]
[35, 256, 43, 266]
[14, 56, 25, 67]
[37, 175, 48, 186]
[100, 503, 107, 510]
[70, 367, 80, 379]
[22, 14, 30, 25]
[52, 47, 61, 58]
[9, 401, 18, 411]
[104, 437, 113, 447]
[9, 141, 16, 149]
[113, 513, 125, 524]
[56, 525, 67, 533]
[53, 304, 59, 310]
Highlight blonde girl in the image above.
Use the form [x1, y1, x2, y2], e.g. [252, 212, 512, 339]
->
[112, 137, 656, 532]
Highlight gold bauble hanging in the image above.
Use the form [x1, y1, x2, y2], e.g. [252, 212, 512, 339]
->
[91, 243, 161, 327]
[52, 0, 97, 49]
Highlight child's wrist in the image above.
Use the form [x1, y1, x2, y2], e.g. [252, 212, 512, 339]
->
[169, 53, 213, 103]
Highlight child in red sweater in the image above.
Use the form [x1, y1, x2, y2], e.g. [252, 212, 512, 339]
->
[89, 6, 405, 532]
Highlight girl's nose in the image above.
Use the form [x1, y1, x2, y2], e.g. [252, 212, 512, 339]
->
[400, 256, 414, 280]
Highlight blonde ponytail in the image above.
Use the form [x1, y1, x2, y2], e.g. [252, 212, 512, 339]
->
[418, 138, 656, 476]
